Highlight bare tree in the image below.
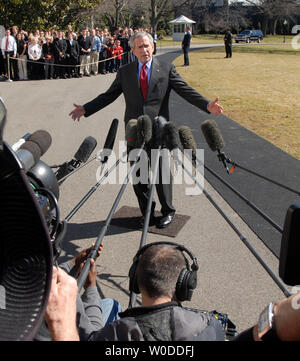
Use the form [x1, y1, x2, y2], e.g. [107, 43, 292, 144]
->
[244, 0, 300, 35]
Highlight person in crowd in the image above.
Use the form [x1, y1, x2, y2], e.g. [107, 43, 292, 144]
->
[89, 29, 101, 76]
[106, 38, 116, 73]
[42, 36, 55, 80]
[114, 39, 123, 71]
[119, 29, 130, 65]
[66, 31, 80, 78]
[1, 28, 17, 80]
[149, 27, 157, 55]
[53, 30, 67, 79]
[77, 28, 91, 77]
[11, 25, 18, 39]
[16, 32, 28, 80]
[97, 29, 108, 75]
[27, 36, 42, 80]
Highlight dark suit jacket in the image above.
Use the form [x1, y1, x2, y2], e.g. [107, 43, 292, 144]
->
[66, 39, 79, 60]
[83, 57, 210, 125]
[77, 35, 92, 55]
[182, 32, 191, 49]
[53, 38, 67, 58]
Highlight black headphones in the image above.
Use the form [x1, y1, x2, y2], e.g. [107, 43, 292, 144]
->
[128, 241, 199, 302]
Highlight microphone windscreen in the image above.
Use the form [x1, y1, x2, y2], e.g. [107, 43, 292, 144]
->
[137, 114, 152, 146]
[103, 118, 119, 151]
[20, 140, 42, 164]
[153, 116, 167, 147]
[74, 136, 97, 163]
[178, 126, 197, 151]
[126, 119, 138, 148]
[163, 122, 181, 151]
[28, 130, 52, 156]
[201, 119, 225, 152]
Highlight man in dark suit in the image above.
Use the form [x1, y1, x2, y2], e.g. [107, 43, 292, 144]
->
[182, 27, 191, 66]
[69, 32, 223, 228]
[66, 32, 80, 78]
[53, 30, 67, 79]
[224, 29, 233, 58]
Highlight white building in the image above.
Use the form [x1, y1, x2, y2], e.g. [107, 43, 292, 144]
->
[169, 15, 196, 41]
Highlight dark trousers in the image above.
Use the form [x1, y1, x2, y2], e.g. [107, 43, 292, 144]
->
[183, 47, 189, 65]
[99, 51, 106, 73]
[4, 51, 18, 79]
[54, 56, 66, 78]
[131, 150, 176, 217]
[67, 56, 79, 77]
[225, 44, 232, 58]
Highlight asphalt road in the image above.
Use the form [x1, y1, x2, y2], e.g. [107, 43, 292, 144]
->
[0, 46, 293, 335]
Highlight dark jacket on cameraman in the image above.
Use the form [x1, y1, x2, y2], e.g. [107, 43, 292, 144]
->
[88, 301, 225, 341]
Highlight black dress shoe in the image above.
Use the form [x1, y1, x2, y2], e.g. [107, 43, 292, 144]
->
[157, 213, 175, 229]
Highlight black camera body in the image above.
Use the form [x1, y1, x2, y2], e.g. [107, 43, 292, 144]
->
[279, 204, 300, 286]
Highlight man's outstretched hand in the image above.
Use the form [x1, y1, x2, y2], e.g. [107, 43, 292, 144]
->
[208, 97, 224, 116]
[69, 104, 85, 122]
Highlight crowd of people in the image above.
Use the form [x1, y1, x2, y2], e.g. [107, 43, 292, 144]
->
[0, 25, 158, 81]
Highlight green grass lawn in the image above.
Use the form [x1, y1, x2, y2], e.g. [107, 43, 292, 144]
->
[173, 43, 300, 159]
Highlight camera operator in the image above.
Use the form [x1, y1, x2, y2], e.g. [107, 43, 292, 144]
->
[46, 243, 225, 341]
[38, 243, 122, 341]
[45, 242, 300, 342]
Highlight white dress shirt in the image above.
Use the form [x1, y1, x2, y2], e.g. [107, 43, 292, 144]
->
[1, 35, 17, 56]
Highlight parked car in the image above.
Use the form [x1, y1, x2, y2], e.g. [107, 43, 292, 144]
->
[235, 30, 263, 43]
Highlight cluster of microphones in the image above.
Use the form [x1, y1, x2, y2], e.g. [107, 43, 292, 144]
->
[0, 93, 299, 341]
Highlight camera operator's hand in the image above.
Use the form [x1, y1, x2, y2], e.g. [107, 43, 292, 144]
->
[72, 243, 103, 278]
[83, 258, 97, 289]
[45, 266, 79, 341]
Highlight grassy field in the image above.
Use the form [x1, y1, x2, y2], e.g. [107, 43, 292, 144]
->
[173, 43, 300, 159]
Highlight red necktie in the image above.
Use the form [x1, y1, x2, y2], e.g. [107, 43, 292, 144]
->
[5, 36, 9, 51]
[140, 64, 148, 100]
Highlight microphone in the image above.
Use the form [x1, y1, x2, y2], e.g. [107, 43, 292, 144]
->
[178, 125, 197, 168]
[136, 114, 152, 147]
[11, 133, 31, 151]
[163, 122, 182, 151]
[55, 136, 97, 182]
[126, 119, 138, 149]
[15, 130, 52, 172]
[201, 119, 229, 174]
[152, 116, 167, 148]
[97, 118, 119, 163]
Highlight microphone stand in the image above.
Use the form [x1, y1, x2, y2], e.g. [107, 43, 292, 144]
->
[128, 146, 162, 308]
[220, 152, 300, 196]
[178, 151, 292, 298]
[77, 143, 146, 292]
[64, 151, 126, 222]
